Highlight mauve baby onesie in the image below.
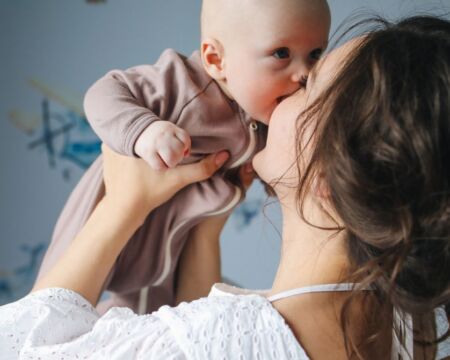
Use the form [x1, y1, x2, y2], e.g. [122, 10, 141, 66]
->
[36, 49, 267, 314]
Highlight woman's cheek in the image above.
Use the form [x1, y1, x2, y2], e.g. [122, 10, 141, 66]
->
[252, 146, 278, 182]
[251, 149, 265, 178]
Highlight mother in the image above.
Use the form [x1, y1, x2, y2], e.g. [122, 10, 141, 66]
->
[1, 15, 449, 359]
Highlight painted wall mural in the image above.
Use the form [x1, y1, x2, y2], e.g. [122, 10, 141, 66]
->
[1, 80, 103, 304]
[232, 198, 264, 230]
[0, 243, 47, 304]
[9, 79, 101, 181]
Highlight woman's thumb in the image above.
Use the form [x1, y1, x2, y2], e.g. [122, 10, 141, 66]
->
[214, 151, 230, 167]
[175, 151, 230, 186]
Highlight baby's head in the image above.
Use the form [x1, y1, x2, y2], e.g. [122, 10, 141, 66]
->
[200, 0, 330, 124]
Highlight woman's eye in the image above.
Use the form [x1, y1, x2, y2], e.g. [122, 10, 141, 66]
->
[272, 47, 290, 60]
[309, 48, 323, 61]
[300, 75, 308, 87]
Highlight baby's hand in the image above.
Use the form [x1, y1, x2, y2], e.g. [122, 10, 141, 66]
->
[134, 121, 191, 170]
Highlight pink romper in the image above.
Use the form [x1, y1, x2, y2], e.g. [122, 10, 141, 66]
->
[36, 49, 267, 314]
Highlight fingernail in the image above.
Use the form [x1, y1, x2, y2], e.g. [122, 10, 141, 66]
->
[215, 151, 229, 166]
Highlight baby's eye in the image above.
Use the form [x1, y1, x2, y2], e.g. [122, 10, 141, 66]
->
[309, 48, 323, 61]
[272, 47, 290, 60]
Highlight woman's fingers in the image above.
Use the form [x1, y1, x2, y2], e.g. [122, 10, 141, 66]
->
[168, 151, 230, 189]
[102, 143, 230, 215]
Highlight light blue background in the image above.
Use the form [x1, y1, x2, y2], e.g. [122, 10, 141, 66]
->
[0, 0, 449, 291]
[0, 0, 448, 299]
[1, 1, 449, 357]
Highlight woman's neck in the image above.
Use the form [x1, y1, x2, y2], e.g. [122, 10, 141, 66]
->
[268, 198, 373, 359]
[270, 196, 350, 296]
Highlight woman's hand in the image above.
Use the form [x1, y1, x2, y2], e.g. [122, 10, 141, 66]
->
[102, 144, 230, 224]
[33, 145, 229, 305]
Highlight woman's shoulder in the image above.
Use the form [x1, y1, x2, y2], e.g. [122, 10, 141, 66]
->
[152, 283, 310, 359]
[0, 286, 311, 359]
[0, 288, 182, 359]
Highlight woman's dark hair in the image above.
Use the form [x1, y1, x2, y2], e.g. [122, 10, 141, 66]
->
[296, 15, 450, 359]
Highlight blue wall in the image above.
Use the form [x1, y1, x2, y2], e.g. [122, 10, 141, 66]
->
[1, 0, 448, 306]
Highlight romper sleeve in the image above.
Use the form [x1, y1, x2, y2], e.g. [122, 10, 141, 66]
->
[83, 49, 198, 157]
[0, 288, 186, 360]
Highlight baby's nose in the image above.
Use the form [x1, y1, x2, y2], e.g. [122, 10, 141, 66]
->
[291, 72, 308, 87]
[290, 71, 308, 85]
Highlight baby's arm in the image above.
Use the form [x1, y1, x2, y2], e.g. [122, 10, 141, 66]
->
[135, 120, 191, 170]
[83, 50, 192, 169]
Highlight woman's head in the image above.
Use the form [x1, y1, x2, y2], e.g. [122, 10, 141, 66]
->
[255, 15, 450, 358]
[309, 14, 450, 307]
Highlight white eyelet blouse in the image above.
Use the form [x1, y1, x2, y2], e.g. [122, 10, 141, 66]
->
[0, 282, 433, 359]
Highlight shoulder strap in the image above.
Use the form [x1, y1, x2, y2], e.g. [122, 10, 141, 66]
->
[267, 283, 371, 302]
[268, 283, 414, 359]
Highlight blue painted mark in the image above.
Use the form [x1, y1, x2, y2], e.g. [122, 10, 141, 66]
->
[0, 242, 47, 305]
[0, 279, 14, 301]
[15, 243, 47, 279]
[232, 199, 263, 230]
[27, 98, 101, 180]
[61, 140, 101, 168]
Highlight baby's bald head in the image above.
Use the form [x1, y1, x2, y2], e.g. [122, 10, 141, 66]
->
[201, 0, 243, 43]
[201, 0, 330, 45]
[199, 0, 331, 122]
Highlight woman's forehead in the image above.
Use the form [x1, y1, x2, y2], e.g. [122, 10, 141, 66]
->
[312, 38, 360, 84]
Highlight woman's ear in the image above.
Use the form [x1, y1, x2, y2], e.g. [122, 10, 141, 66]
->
[201, 38, 226, 81]
[312, 173, 330, 199]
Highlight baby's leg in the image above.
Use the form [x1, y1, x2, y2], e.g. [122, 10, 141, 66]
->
[174, 214, 228, 304]
[174, 163, 256, 303]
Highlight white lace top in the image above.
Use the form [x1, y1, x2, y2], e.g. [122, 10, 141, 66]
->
[1, 281, 448, 359]
[0, 284, 309, 359]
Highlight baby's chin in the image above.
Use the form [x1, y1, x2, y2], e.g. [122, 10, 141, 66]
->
[258, 116, 271, 126]
[250, 108, 274, 126]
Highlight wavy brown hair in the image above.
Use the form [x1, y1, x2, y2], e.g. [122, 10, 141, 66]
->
[295, 16, 450, 359]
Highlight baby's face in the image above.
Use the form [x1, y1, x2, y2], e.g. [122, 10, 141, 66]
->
[222, 0, 330, 124]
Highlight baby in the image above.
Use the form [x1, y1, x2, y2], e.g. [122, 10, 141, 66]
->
[36, 0, 330, 314]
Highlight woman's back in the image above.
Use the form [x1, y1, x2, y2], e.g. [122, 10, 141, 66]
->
[0, 283, 418, 359]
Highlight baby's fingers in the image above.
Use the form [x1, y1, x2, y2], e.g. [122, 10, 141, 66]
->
[174, 128, 191, 157]
[159, 141, 186, 168]
[145, 152, 168, 171]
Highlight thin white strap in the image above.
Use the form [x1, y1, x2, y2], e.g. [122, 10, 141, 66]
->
[267, 283, 371, 302]
[268, 283, 413, 359]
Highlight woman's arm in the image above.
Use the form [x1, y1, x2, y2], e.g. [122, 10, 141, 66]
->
[32, 198, 142, 306]
[174, 163, 256, 304]
[32, 145, 229, 306]
[175, 214, 228, 304]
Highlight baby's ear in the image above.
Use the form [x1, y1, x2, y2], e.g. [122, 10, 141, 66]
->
[200, 38, 226, 81]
